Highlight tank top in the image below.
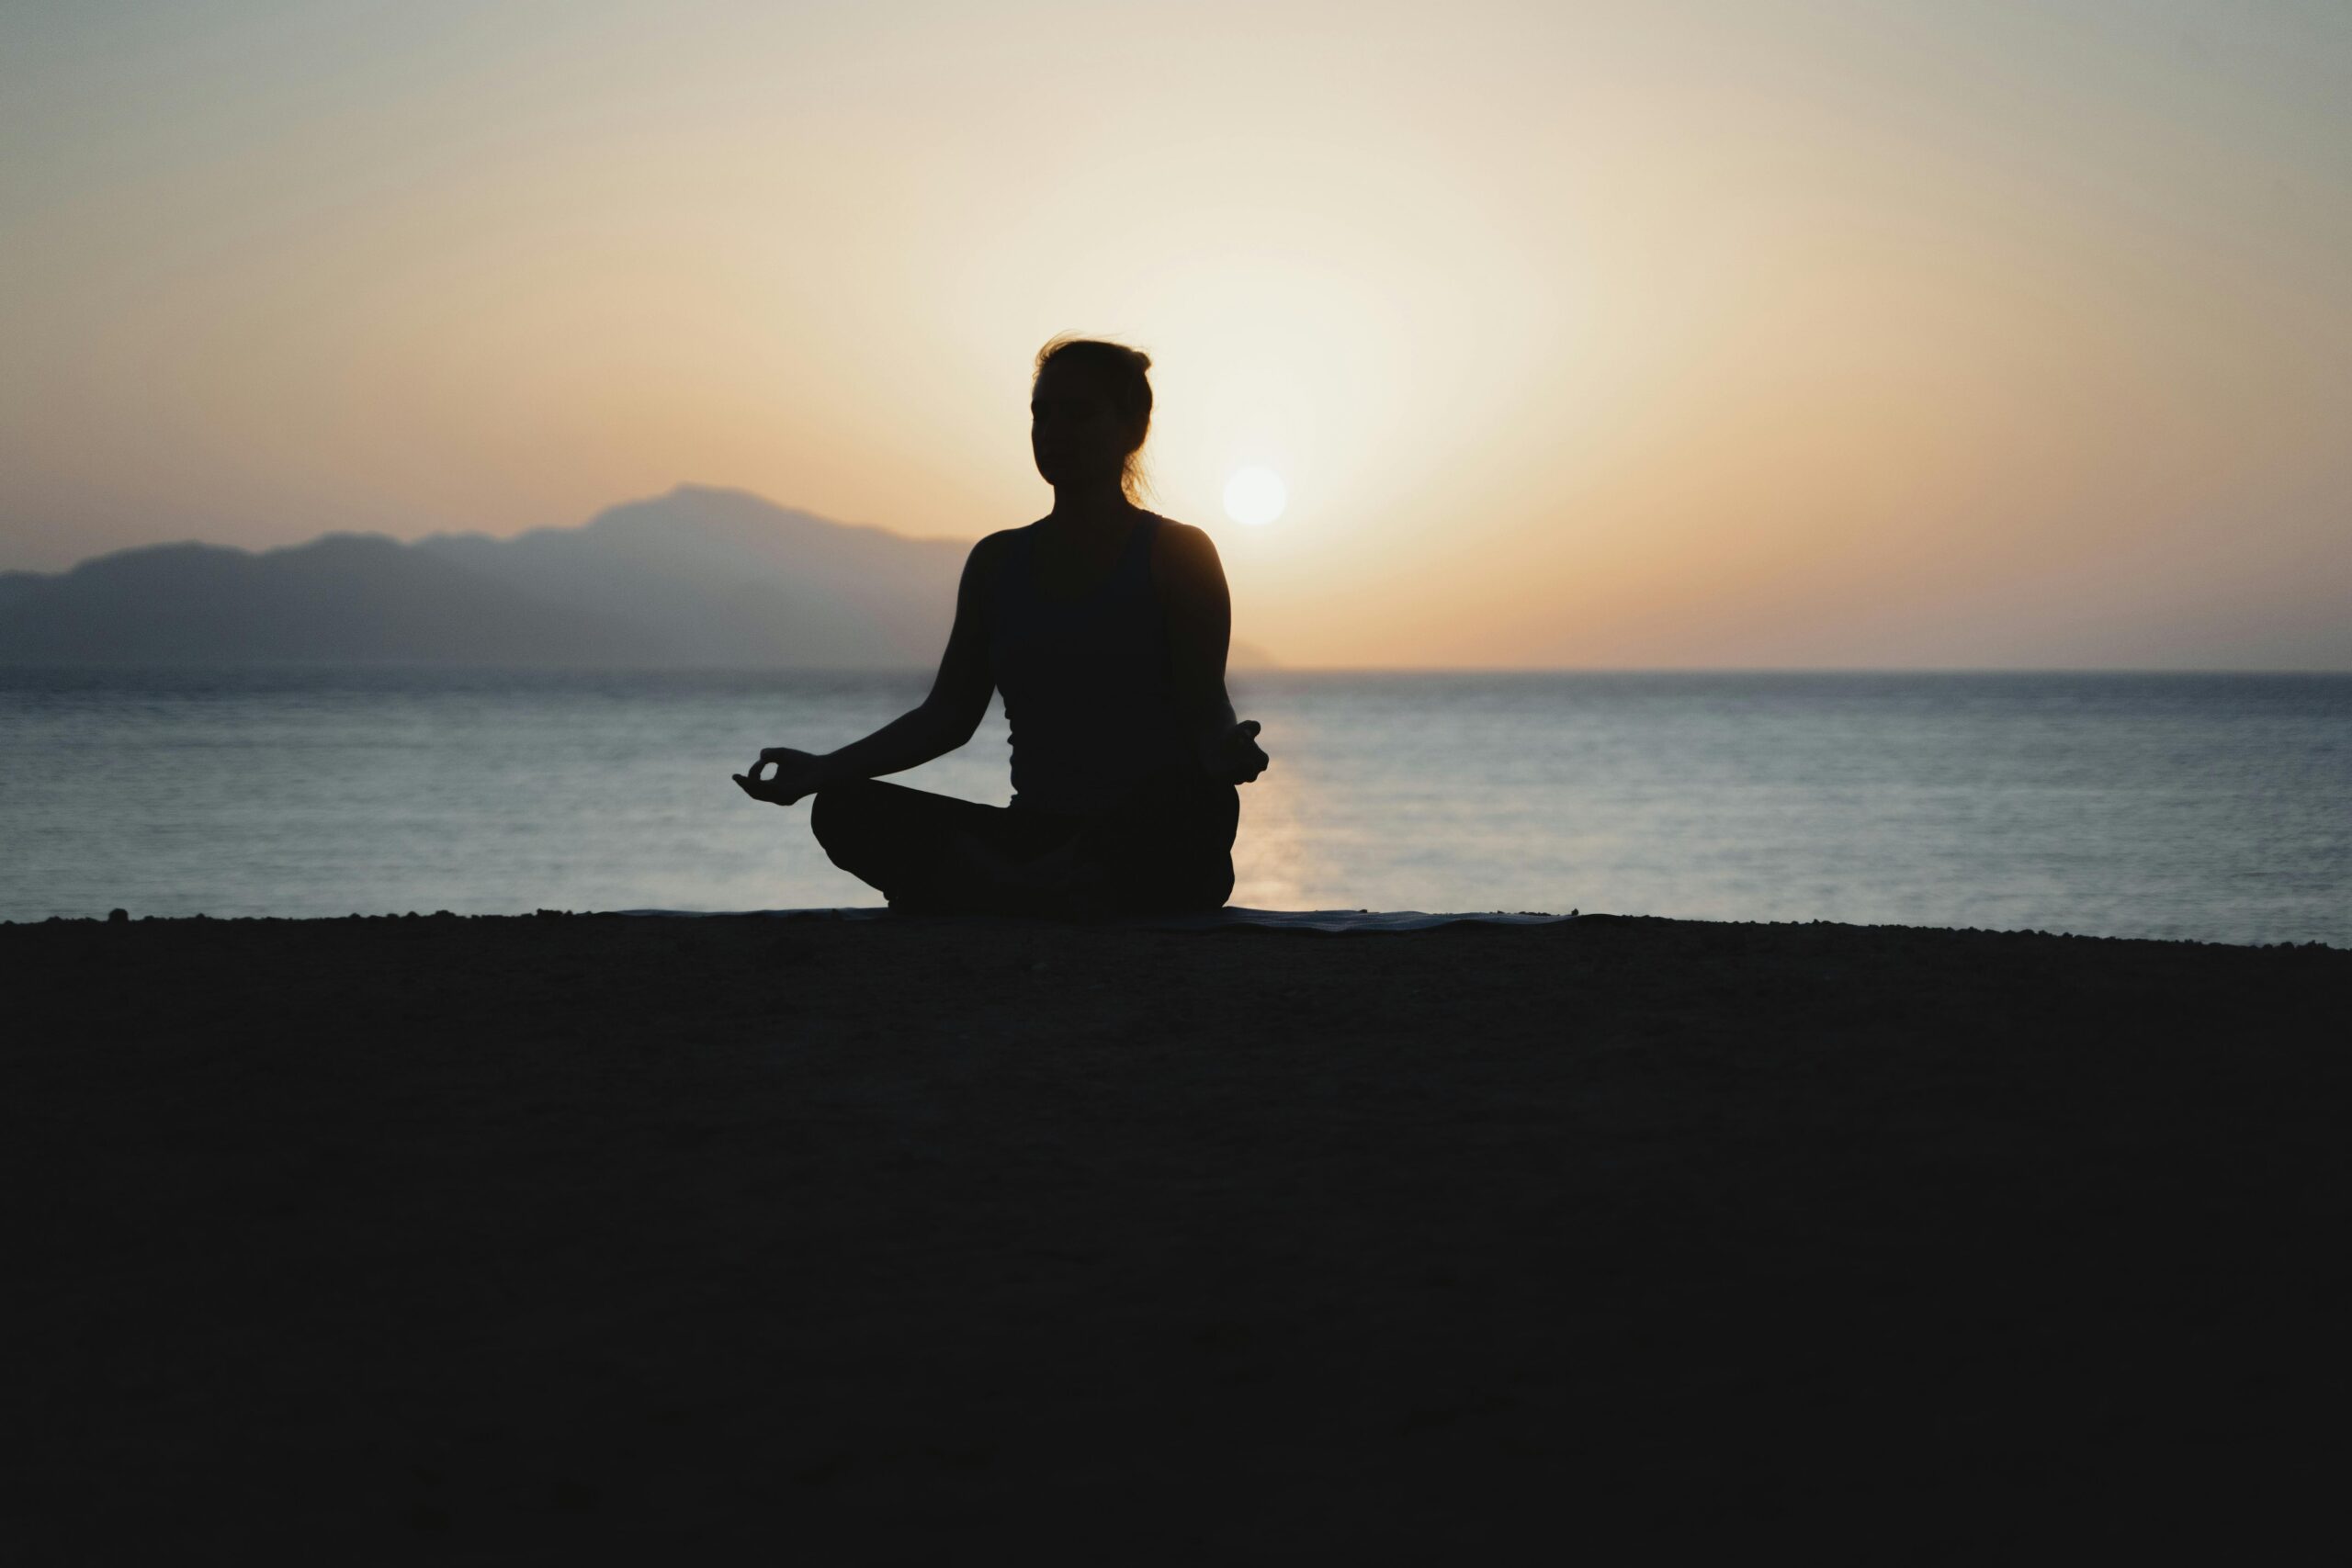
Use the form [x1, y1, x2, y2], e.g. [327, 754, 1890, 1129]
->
[990, 514, 1195, 814]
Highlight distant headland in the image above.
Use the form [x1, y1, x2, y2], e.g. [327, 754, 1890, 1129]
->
[0, 485, 1280, 669]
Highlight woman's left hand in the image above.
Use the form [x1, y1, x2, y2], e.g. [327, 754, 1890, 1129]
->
[1201, 719, 1269, 784]
[733, 747, 829, 805]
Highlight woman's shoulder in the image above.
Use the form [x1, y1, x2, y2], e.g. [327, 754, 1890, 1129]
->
[1145, 513, 1220, 566]
[1135, 509, 1204, 542]
[1143, 514, 1227, 610]
[952, 528, 1035, 611]
[962, 525, 1035, 568]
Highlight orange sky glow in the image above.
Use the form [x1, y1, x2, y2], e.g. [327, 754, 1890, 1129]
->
[4, 1, 2347, 667]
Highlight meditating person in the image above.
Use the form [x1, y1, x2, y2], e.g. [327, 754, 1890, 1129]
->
[732, 336, 1271, 915]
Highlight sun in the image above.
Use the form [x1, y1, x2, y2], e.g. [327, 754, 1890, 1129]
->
[1222, 465, 1287, 527]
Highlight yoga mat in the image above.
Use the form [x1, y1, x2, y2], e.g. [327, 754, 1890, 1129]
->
[608, 906, 1580, 933]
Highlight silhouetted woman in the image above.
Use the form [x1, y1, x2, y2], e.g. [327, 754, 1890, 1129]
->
[733, 337, 1269, 915]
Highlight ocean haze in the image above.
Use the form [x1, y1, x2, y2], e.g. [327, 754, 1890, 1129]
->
[4, 669, 2345, 945]
[0, 485, 1281, 669]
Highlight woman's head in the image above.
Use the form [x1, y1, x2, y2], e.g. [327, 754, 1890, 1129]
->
[1031, 336, 1153, 500]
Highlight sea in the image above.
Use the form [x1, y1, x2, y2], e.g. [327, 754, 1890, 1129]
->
[2, 669, 2346, 946]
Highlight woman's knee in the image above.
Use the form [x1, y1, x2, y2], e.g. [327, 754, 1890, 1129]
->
[1102, 768, 1239, 849]
[808, 780, 883, 859]
[1108, 849, 1233, 915]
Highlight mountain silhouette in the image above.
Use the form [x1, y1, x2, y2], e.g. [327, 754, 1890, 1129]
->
[0, 486, 1280, 668]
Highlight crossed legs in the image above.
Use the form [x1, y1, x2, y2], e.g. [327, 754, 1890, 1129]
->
[810, 770, 1237, 916]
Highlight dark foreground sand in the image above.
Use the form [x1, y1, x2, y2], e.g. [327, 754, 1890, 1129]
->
[8, 911, 2346, 1560]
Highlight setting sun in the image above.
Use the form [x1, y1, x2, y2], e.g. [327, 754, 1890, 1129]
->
[1222, 466, 1288, 527]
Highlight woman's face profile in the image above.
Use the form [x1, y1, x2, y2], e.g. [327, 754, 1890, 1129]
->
[1030, 365, 1131, 490]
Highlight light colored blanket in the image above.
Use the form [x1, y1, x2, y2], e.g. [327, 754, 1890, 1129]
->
[611, 907, 1578, 933]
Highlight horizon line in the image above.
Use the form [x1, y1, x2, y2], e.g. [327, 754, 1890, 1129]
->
[2, 660, 2347, 678]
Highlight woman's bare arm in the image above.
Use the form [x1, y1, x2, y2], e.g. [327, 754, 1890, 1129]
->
[734, 535, 1004, 803]
[1155, 520, 1269, 784]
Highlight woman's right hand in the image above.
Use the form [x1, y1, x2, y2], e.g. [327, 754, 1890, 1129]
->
[1201, 719, 1270, 784]
[732, 747, 831, 806]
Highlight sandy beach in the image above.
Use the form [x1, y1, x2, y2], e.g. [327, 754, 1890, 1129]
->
[9, 910, 2346, 1559]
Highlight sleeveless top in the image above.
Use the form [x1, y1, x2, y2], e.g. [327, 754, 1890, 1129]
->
[989, 515, 1195, 814]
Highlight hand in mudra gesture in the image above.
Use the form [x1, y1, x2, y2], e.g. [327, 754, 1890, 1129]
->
[732, 747, 828, 806]
[1202, 719, 1270, 785]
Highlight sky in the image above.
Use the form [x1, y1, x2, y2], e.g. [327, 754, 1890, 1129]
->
[4, 0, 2348, 667]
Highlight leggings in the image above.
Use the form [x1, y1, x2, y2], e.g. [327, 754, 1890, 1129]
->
[810, 767, 1238, 916]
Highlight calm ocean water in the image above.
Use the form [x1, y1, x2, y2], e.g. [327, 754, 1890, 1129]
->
[2, 669, 2346, 945]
